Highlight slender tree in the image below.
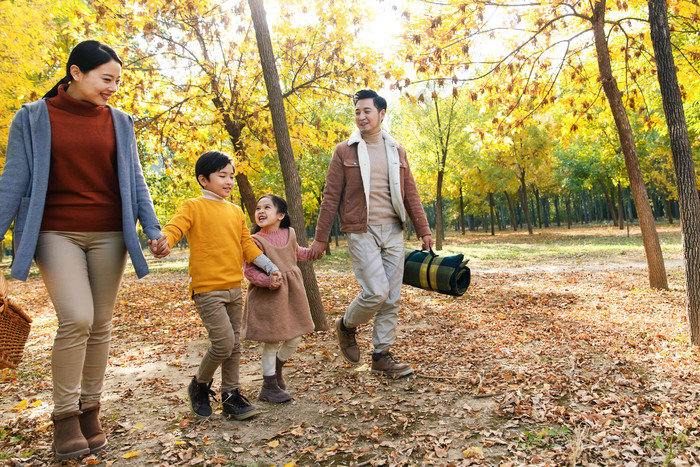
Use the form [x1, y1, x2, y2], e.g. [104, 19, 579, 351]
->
[648, 0, 700, 345]
[248, 0, 327, 330]
[591, 0, 667, 289]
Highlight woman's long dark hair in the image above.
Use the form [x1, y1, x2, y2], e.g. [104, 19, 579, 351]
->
[43, 40, 122, 99]
[252, 194, 291, 233]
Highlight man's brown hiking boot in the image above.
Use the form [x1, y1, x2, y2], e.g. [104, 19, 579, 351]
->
[335, 317, 360, 364]
[371, 351, 414, 377]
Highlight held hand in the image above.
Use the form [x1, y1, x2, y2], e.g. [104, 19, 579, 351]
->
[309, 240, 327, 261]
[269, 271, 283, 290]
[148, 236, 170, 258]
[421, 234, 434, 251]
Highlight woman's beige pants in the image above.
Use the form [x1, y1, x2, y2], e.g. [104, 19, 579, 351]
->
[35, 231, 127, 416]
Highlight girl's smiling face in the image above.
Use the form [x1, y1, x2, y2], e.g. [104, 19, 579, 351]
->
[255, 196, 285, 231]
[66, 59, 122, 106]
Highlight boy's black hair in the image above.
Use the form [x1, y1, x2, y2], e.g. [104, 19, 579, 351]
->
[353, 89, 387, 112]
[195, 151, 234, 188]
[252, 194, 291, 233]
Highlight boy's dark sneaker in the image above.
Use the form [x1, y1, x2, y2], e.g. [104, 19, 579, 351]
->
[188, 376, 215, 419]
[222, 389, 260, 420]
[371, 351, 414, 378]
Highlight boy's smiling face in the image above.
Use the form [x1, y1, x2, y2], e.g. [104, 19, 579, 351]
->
[198, 163, 235, 199]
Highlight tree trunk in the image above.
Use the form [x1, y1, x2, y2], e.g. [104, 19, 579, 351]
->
[666, 198, 674, 224]
[459, 185, 466, 235]
[488, 192, 496, 236]
[617, 182, 625, 230]
[504, 191, 517, 231]
[334, 215, 340, 247]
[248, 0, 327, 329]
[565, 196, 572, 229]
[519, 171, 533, 234]
[649, 0, 700, 343]
[533, 187, 542, 228]
[597, 177, 618, 226]
[554, 195, 561, 227]
[436, 169, 445, 250]
[592, 0, 667, 289]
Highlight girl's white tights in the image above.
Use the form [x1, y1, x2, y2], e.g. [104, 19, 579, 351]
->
[262, 336, 302, 376]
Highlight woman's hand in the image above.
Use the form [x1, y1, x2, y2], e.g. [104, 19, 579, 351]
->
[148, 236, 170, 258]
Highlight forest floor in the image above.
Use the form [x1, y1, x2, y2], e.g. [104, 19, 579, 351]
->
[1, 224, 699, 466]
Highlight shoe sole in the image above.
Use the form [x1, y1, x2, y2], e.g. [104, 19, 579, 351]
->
[225, 408, 261, 421]
[53, 445, 90, 461]
[88, 439, 108, 454]
[371, 368, 415, 378]
[335, 318, 361, 365]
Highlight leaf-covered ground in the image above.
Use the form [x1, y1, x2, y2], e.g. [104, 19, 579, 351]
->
[1, 225, 699, 466]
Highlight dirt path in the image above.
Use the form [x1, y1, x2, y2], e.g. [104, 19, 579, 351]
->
[1, 241, 699, 466]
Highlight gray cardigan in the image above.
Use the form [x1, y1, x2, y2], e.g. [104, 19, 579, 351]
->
[0, 99, 162, 281]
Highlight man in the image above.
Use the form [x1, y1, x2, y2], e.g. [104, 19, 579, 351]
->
[309, 89, 433, 377]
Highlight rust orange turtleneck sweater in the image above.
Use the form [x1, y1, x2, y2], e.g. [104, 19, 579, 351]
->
[42, 84, 122, 232]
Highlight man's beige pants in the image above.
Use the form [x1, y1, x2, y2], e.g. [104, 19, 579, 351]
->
[35, 231, 127, 416]
[344, 223, 405, 353]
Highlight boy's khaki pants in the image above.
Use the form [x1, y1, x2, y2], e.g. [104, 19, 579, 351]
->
[193, 287, 243, 392]
[35, 231, 127, 416]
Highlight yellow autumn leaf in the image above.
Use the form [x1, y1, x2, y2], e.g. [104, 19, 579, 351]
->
[462, 446, 484, 459]
[284, 462, 296, 467]
[268, 440, 279, 448]
[12, 399, 27, 411]
[123, 451, 141, 458]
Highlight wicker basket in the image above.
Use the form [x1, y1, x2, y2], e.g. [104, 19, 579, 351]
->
[0, 274, 32, 369]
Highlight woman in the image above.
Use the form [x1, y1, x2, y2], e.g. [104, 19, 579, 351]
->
[0, 40, 169, 460]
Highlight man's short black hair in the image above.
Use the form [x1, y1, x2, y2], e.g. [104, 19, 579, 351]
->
[195, 151, 233, 187]
[353, 89, 387, 112]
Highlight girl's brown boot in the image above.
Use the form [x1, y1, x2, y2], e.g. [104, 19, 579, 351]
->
[275, 357, 287, 390]
[258, 375, 292, 403]
[52, 410, 90, 460]
[79, 402, 107, 453]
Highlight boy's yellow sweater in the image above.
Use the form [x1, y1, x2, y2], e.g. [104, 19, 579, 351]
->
[162, 197, 263, 294]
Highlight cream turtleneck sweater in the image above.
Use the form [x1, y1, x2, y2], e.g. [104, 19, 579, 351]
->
[363, 131, 400, 226]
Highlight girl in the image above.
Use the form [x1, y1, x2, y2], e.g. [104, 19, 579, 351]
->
[243, 195, 316, 402]
[0, 41, 167, 460]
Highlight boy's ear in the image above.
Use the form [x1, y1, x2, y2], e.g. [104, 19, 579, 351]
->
[197, 174, 208, 186]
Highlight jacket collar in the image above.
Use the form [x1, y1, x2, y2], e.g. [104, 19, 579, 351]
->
[347, 129, 398, 148]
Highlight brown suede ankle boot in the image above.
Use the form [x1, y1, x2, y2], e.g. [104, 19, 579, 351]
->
[275, 357, 287, 390]
[258, 375, 292, 403]
[52, 410, 90, 460]
[79, 402, 107, 453]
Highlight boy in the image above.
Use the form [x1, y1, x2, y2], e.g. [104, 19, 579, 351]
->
[156, 151, 281, 420]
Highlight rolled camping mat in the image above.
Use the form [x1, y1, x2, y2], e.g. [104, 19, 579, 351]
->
[403, 249, 471, 297]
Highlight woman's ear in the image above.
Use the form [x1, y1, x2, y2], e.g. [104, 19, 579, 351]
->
[69, 64, 83, 82]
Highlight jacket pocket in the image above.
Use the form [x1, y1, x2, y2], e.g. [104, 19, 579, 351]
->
[343, 160, 363, 189]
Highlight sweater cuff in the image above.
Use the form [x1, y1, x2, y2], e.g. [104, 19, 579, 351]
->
[252, 254, 279, 275]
